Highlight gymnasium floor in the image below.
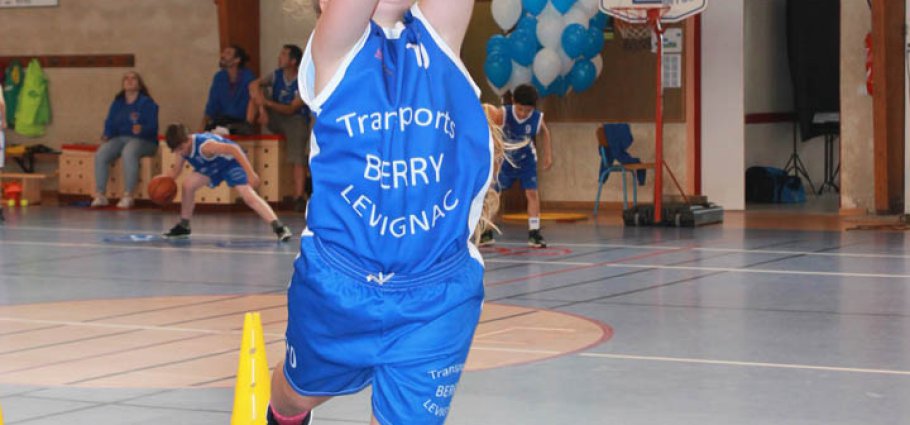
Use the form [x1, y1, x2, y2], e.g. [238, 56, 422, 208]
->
[0, 205, 908, 424]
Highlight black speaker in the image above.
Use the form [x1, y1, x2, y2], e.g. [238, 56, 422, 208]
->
[787, 0, 840, 141]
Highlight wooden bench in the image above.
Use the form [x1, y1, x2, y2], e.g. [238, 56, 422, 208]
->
[0, 172, 48, 204]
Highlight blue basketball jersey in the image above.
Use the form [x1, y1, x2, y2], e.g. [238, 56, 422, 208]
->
[183, 133, 242, 178]
[271, 69, 310, 119]
[501, 105, 542, 160]
[299, 5, 493, 275]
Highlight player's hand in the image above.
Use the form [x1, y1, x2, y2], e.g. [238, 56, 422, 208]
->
[542, 157, 553, 171]
[248, 173, 261, 189]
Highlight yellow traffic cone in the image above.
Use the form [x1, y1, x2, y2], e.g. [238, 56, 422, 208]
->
[231, 312, 271, 425]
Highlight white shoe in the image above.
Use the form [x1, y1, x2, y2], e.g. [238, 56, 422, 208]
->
[116, 196, 134, 209]
[90, 196, 109, 207]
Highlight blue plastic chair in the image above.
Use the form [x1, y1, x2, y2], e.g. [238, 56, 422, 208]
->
[593, 124, 653, 216]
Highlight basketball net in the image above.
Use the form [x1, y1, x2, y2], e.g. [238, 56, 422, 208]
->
[611, 6, 668, 50]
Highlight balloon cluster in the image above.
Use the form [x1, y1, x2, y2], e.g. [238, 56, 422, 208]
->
[486, 0, 609, 97]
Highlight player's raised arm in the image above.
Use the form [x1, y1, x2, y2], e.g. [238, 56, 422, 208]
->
[418, 0, 475, 53]
[311, 0, 381, 95]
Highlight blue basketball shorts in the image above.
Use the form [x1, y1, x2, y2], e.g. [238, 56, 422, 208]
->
[283, 236, 485, 425]
[205, 166, 248, 188]
[496, 153, 538, 191]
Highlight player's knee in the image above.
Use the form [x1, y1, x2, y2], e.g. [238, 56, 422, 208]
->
[182, 179, 198, 192]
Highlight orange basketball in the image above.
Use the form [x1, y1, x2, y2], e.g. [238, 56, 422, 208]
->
[148, 176, 177, 206]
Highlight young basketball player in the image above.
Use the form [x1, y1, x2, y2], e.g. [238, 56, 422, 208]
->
[266, 1, 491, 424]
[160, 124, 292, 242]
[480, 84, 553, 248]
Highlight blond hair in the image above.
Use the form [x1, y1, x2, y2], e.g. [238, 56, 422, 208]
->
[472, 104, 527, 245]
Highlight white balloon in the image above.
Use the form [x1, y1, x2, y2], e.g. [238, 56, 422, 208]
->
[536, 13, 565, 50]
[563, 5, 589, 28]
[558, 47, 574, 76]
[592, 54, 603, 78]
[532, 48, 561, 86]
[491, 0, 522, 31]
[508, 61, 534, 91]
[539, 3, 562, 21]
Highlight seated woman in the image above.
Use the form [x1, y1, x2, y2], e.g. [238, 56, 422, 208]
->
[92, 71, 159, 208]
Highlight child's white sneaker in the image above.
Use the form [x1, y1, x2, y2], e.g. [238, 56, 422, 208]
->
[90, 196, 109, 207]
[116, 196, 134, 209]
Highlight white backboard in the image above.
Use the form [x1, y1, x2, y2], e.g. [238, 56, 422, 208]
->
[600, 0, 707, 23]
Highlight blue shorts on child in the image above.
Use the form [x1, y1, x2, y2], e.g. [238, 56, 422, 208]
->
[283, 236, 485, 425]
[206, 165, 247, 188]
[496, 150, 538, 191]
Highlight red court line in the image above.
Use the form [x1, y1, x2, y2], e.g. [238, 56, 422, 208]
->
[485, 246, 693, 287]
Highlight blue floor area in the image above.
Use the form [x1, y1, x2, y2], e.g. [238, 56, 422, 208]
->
[1, 206, 909, 424]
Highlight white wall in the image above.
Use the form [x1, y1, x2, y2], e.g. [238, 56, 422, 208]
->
[702, 0, 745, 210]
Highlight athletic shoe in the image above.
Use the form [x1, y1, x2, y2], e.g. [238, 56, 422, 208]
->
[90, 196, 109, 207]
[276, 225, 293, 242]
[163, 223, 191, 239]
[479, 229, 496, 246]
[267, 407, 312, 425]
[116, 196, 134, 209]
[528, 229, 547, 248]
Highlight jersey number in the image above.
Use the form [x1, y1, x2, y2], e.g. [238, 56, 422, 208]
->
[407, 43, 430, 69]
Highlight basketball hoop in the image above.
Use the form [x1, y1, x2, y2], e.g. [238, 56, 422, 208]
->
[611, 6, 668, 50]
[600, 0, 708, 223]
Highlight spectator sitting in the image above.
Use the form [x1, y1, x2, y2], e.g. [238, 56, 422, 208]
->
[92, 71, 159, 208]
[248, 44, 312, 212]
[202, 44, 255, 135]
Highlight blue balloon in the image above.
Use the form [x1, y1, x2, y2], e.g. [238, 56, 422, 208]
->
[516, 14, 538, 34]
[583, 27, 605, 59]
[532, 76, 549, 97]
[561, 23, 588, 59]
[568, 60, 597, 92]
[589, 13, 608, 31]
[551, 0, 576, 14]
[486, 35, 509, 56]
[484, 54, 512, 88]
[522, 0, 547, 15]
[548, 76, 568, 97]
[509, 30, 538, 66]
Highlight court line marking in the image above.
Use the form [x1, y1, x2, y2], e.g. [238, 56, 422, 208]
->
[3, 240, 909, 280]
[2, 225, 281, 241]
[578, 352, 910, 376]
[0, 240, 296, 257]
[489, 241, 910, 260]
[471, 346, 910, 376]
[0, 316, 286, 338]
[4, 225, 910, 260]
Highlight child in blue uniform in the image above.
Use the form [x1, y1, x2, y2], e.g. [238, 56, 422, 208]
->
[481, 84, 553, 248]
[160, 124, 292, 242]
[266, 1, 492, 424]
